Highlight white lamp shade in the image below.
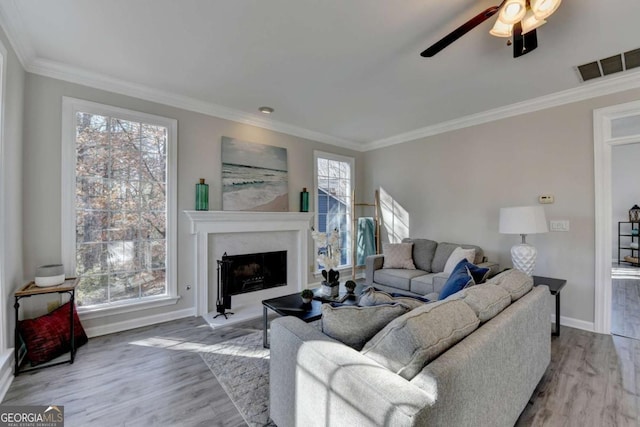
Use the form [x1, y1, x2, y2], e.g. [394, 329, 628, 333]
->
[498, 0, 527, 25]
[521, 9, 547, 34]
[499, 206, 548, 235]
[530, 0, 562, 20]
[490, 18, 514, 38]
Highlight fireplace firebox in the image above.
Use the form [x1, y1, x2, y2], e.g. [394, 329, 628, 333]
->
[222, 250, 287, 296]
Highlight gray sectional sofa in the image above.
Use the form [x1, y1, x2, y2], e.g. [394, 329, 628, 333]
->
[365, 238, 500, 297]
[269, 269, 551, 427]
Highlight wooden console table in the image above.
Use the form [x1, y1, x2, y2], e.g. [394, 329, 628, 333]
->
[14, 278, 78, 375]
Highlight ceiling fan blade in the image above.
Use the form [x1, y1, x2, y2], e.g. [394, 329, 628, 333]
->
[513, 24, 538, 58]
[420, 5, 501, 57]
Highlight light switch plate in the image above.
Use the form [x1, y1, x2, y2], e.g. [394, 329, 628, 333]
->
[550, 220, 570, 232]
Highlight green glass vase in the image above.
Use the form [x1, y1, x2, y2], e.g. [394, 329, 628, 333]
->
[195, 178, 209, 211]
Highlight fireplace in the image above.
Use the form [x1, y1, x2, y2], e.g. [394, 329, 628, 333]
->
[222, 250, 287, 295]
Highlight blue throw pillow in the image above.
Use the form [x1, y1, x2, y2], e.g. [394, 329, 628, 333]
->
[465, 262, 490, 284]
[439, 260, 474, 300]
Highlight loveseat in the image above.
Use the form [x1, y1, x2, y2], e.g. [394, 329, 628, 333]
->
[365, 238, 500, 297]
[269, 270, 551, 427]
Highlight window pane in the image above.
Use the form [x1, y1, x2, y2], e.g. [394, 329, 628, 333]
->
[74, 110, 169, 307]
[315, 155, 353, 270]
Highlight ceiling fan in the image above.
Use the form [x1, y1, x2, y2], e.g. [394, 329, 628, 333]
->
[420, 0, 562, 58]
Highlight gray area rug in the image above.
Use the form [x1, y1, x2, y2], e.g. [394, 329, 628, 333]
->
[199, 331, 275, 427]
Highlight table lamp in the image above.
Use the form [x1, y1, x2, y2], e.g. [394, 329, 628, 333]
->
[499, 206, 548, 275]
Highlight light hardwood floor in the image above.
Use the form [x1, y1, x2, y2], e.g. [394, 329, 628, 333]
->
[612, 264, 640, 340]
[3, 316, 640, 426]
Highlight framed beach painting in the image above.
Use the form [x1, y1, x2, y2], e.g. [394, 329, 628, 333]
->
[221, 137, 289, 211]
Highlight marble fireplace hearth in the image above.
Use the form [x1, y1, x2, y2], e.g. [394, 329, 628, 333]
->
[185, 211, 313, 327]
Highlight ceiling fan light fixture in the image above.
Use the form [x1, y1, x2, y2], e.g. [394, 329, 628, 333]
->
[531, 0, 562, 20]
[490, 18, 514, 38]
[521, 9, 546, 34]
[498, 0, 526, 25]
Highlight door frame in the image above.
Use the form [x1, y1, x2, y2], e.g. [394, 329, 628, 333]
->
[594, 100, 640, 334]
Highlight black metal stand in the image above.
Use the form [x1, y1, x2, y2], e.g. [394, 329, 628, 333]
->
[214, 258, 234, 319]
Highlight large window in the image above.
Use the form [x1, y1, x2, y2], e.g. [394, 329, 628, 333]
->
[314, 151, 354, 270]
[62, 98, 177, 311]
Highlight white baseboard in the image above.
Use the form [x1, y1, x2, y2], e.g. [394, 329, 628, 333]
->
[552, 314, 595, 333]
[0, 350, 14, 402]
[84, 308, 196, 338]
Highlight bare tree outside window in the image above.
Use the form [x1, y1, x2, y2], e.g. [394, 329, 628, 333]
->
[74, 112, 168, 306]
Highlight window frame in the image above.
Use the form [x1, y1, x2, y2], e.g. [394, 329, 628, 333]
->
[61, 97, 178, 316]
[0, 39, 7, 351]
[313, 150, 355, 273]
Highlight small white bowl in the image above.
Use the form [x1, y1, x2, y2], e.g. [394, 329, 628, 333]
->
[35, 273, 66, 287]
[35, 264, 66, 287]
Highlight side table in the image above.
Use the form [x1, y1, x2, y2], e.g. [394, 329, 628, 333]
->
[533, 275, 567, 337]
[14, 278, 78, 375]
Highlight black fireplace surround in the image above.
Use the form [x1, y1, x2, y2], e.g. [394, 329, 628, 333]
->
[222, 250, 287, 296]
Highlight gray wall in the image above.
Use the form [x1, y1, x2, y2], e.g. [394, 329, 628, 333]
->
[612, 143, 640, 261]
[0, 26, 25, 350]
[22, 73, 363, 333]
[363, 87, 640, 325]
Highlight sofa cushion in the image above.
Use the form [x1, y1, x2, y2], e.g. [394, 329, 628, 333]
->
[361, 299, 480, 380]
[439, 261, 475, 300]
[486, 269, 533, 302]
[443, 247, 476, 274]
[382, 243, 416, 269]
[402, 238, 438, 273]
[409, 273, 437, 295]
[432, 243, 485, 273]
[321, 303, 409, 351]
[359, 287, 430, 310]
[453, 284, 512, 322]
[374, 268, 426, 291]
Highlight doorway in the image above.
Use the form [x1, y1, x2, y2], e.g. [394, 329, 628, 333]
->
[610, 143, 640, 339]
[594, 100, 640, 334]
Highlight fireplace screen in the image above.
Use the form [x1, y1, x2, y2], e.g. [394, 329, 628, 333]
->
[222, 250, 287, 295]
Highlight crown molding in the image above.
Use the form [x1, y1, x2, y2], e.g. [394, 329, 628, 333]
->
[367, 69, 640, 150]
[28, 57, 365, 151]
[0, 0, 33, 68]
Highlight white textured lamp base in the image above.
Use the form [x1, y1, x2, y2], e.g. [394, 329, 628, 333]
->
[511, 243, 537, 276]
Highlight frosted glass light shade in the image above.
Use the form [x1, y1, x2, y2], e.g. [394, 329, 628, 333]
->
[498, 0, 526, 25]
[499, 206, 548, 235]
[490, 18, 514, 38]
[521, 10, 547, 34]
[531, 0, 562, 20]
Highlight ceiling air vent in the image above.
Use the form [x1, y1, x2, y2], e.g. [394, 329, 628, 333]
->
[600, 54, 624, 75]
[625, 48, 640, 70]
[577, 47, 640, 82]
[577, 62, 601, 81]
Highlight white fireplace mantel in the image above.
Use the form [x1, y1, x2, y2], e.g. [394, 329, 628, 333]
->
[184, 211, 314, 317]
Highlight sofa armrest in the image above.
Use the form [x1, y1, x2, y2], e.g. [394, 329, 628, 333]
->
[365, 254, 384, 286]
[270, 316, 432, 427]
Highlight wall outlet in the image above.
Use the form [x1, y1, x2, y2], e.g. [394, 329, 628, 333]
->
[539, 195, 554, 204]
[550, 220, 570, 232]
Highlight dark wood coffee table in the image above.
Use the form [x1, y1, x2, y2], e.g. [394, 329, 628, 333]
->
[261, 282, 365, 348]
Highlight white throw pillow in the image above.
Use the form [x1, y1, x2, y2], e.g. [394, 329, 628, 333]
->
[382, 243, 416, 269]
[443, 247, 476, 274]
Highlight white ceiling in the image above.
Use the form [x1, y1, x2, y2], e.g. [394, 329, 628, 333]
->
[2, 0, 640, 150]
